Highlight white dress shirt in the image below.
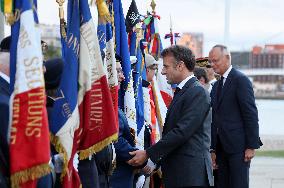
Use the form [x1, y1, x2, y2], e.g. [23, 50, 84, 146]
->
[177, 74, 195, 90]
[221, 65, 232, 86]
[0, 72, 10, 84]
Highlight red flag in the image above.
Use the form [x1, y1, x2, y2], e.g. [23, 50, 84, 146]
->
[9, 5, 51, 187]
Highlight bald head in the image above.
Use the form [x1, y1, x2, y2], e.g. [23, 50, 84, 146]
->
[209, 45, 231, 76]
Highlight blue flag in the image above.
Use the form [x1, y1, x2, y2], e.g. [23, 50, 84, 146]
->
[134, 42, 146, 134]
[113, 0, 137, 132]
[49, 0, 80, 182]
[113, 0, 132, 108]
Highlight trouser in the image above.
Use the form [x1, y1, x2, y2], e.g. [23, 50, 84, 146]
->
[216, 137, 250, 188]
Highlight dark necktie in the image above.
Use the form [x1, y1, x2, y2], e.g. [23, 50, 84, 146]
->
[217, 76, 224, 102]
[174, 87, 181, 97]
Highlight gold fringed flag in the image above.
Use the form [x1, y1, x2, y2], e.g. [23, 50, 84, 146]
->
[77, 0, 118, 160]
[9, 0, 51, 187]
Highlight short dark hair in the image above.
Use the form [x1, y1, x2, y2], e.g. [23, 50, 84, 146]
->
[194, 67, 209, 83]
[161, 45, 195, 71]
[0, 36, 11, 52]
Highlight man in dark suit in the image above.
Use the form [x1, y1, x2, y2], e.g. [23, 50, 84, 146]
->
[209, 44, 261, 188]
[128, 45, 213, 188]
[0, 36, 11, 188]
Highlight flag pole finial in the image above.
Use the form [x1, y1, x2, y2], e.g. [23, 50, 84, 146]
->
[150, 0, 156, 13]
[56, 0, 65, 19]
[56, 0, 67, 39]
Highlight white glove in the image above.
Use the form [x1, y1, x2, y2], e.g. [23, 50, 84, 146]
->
[146, 159, 156, 172]
[136, 175, 145, 188]
[54, 154, 64, 173]
[73, 153, 79, 172]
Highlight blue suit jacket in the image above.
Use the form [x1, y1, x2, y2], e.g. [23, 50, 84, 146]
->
[211, 68, 261, 153]
[0, 76, 10, 176]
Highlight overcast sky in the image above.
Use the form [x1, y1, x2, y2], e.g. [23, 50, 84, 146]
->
[36, 0, 284, 56]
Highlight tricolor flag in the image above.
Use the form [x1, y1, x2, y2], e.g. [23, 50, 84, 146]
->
[151, 77, 168, 141]
[96, 19, 119, 124]
[9, 0, 51, 187]
[49, 0, 81, 186]
[77, 0, 118, 159]
[156, 59, 173, 107]
[94, 0, 119, 134]
[113, 0, 137, 133]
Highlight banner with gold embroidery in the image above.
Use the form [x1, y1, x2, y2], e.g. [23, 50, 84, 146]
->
[9, 0, 51, 187]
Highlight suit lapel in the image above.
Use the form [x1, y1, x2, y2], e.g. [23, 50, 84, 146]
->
[216, 68, 235, 109]
[165, 77, 197, 123]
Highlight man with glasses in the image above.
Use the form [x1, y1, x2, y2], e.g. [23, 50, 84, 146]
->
[128, 45, 213, 188]
[209, 45, 261, 188]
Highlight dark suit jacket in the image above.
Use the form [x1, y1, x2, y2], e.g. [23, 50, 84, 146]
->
[0, 76, 10, 176]
[211, 68, 260, 154]
[146, 77, 213, 187]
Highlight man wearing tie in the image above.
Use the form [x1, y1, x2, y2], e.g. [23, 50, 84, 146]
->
[209, 45, 261, 188]
[128, 45, 213, 188]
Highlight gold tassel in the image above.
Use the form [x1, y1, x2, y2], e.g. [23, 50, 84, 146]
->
[50, 133, 69, 181]
[96, 0, 111, 24]
[79, 133, 118, 160]
[10, 163, 51, 188]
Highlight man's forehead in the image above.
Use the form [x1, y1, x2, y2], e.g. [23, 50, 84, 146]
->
[209, 48, 222, 58]
[163, 55, 175, 62]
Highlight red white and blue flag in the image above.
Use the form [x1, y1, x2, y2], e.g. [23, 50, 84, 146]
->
[49, 0, 81, 186]
[9, 0, 51, 187]
[77, 0, 118, 159]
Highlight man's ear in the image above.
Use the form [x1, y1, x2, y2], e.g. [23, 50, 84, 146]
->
[178, 61, 185, 71]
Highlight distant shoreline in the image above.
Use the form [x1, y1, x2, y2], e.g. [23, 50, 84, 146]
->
[255, 96, 284, 100]
[259, 135, 284, 151]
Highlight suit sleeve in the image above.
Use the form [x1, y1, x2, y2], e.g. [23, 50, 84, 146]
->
[210, 84, 217, 151]
[236, 75, 260, 149]
[146, 86, 210, 163]
[0, 100, 10, 170]
[114, 113, 137, 162]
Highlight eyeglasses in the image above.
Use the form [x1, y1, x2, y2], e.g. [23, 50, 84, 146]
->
[209, 58, 221, 64]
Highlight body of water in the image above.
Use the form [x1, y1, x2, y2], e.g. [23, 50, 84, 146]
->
[256, 99, 284, 135]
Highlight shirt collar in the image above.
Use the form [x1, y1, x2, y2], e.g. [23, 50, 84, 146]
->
[177, 74, 195, 89]
[222, 65, 232, 79]
[0, 72, 10, 84]
[209, 78, 217, 84]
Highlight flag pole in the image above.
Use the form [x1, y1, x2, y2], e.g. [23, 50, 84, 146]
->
[56, 0, 67, 39]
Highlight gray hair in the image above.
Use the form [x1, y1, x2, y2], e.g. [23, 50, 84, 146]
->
[212, 44, 231, 60]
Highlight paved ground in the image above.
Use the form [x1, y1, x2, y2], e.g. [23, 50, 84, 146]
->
[250, 157, 284, 188]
